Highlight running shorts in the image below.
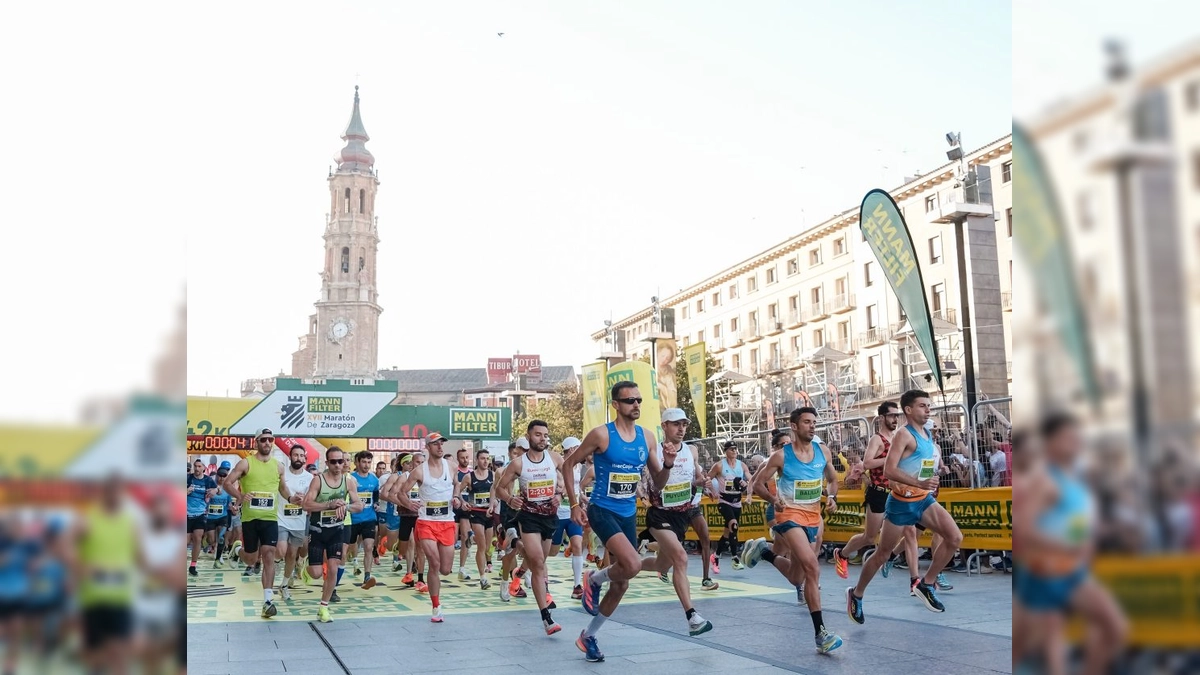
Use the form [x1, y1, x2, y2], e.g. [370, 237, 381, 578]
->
[517, 512, 559, 541]
[646, 507, 691, 543]
[241, 519, 278, 554]
[308, 527, 345, 566]
[415, 520, 456, 547]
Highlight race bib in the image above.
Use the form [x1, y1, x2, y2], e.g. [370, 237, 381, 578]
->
[319, 510, 341, 527]
[283, 504, 304, 518]
[425, 500, 450, 517]
[91, 569, 129, 588]
[662, 481, 691, 508]
[918, 459, 936, 480]
[207, 503, 225, 516]
[409, 487, 420, 500]
[584, 485, 594, 498]
[248, 492, 275, 510]
[793, 479, 822, 503]
[473, 492, 491, 508]
[526, 479, 555, 501]
[358, 491, 373, 506]
[606, 473, 639, 499]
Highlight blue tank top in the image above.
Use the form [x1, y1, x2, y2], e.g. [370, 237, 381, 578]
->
[894, 424, 937, 500]
[719, 458, 746, 504]
[779, 439, 827, 507]
[1039, 465, 1094, 547]
[186, 474, 215, 517]
[590, 422, 649, 517]
[350, 472, 380, 524]
[207, 489, 232, 520]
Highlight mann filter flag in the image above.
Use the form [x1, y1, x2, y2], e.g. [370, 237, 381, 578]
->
[581, 361, 609, 432]
[859, 189, 942, 391]
[1012, 124, 1101, 409]
[683, 342, 707, 437]
[605, 360, 663, 445]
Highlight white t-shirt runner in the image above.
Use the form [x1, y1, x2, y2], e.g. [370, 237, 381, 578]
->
[417, 459, 455, 522]
[278, 469, 314, 532]
[519, 450, 558, 517]
[650, 442, 696, 512]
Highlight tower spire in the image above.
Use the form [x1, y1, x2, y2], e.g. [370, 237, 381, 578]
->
[337, 85, 374, 173]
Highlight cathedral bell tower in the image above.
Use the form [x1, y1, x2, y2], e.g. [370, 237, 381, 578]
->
[308, 86, 382, 380]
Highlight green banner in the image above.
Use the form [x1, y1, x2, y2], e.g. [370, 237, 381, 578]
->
[359, 405, 511, 440]
[605, 360, 663, 444]
[1012, 124, 1100, 408]
[683, 342, 707, 437]
[859, 189, 942, 390]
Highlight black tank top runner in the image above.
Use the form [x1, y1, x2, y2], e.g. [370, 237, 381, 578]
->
[457, 468, 471, 500]
[468, 470, 495, 512]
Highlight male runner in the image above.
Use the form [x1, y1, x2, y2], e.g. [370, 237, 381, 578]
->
[453, 447, 475, 581]
[551, 437, 587, 599]
[374, 460, 392, 561]
[381, 454, 423, 585]
[186, 459, 217, 577]
[709, 441, 749, 569]
[346, 451, 380, 589]
[845, 390, 963, 623]
[277, 444, 314, 600]
[741, 407, 844, 653]
[376, 456, 402, 572]
[223, 429, 300, 619]
[301, 446, 364, 623]
[396, 432, 460, 622]
[833, 402, 901, 576]
[496, 420, 567, 634]
[562, 381, 658, 663]
[204, 463, 234, 568]
[498, 439, 529, 600]
[645, 408, 713, 636]
[456, 449, 497, 589]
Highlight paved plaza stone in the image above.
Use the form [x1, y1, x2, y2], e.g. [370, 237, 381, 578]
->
[187, 554, 1012, 674]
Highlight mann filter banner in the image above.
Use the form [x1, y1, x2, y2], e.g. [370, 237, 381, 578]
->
[860, 189, 942, 391]
[605, 360, 663, 444]
[1012, 124, 1101, 408]
[581, 361, 609, 432]
[683, 342, 708, 437]
[821, 487, 1012, 550]
[1066, 555, 1200, 648]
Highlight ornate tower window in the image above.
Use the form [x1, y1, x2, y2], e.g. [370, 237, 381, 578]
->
[359, 189, 366, 213]
[344, 188, 351, 214]
[341, 247, 350, 273]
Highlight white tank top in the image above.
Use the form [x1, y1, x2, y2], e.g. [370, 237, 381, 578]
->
[652, 443, 696, 511]
[417, 458, 455, 522]
[557, 464, 583, 519]
[277, 469, 313, 531]
[519, 450, 558, 516]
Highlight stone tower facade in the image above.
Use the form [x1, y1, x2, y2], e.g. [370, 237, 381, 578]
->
[293, 86, 383, 380]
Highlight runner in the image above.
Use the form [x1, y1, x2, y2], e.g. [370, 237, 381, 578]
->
[709, 441, 749, 570]
[845, 390, 964, 623]
[1015, 414, 1127, 674]
[396, 432, 460, 623]
[741, 407, 845, 653]
[277, 445, 315, 601]
[139, 490, 185, 675]
[686, 460, 720, 592]
[381, 454, 423, 585]
[755, 430, 806, 602]
[644, 408, 713, 636]
[551, 437, 587, 599]
[374, 460, 392, 564]
[345, 450, 381, 589]
[186, 459, 217, 577]
[0, 514, 27, 675]
[377, 456, 403, 573]
[301, 446, 365, 623]
[222, 428, 301, 619]
[833, 402, 901, 577]
[456, 449, 497, 589]
[205, 463, 234, 568]
[562, 381, 658, 663]
[498, 439, 529, 601]
[495, 420, 566, 635]
[454, 447, 475, 582]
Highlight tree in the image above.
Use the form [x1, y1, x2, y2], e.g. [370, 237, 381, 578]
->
[675, 349, 718, 442]
[511, 381, 583, 448]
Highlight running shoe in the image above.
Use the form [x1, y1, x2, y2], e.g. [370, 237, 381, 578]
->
[261, 601, 277, 619]
[893, 558, 909, 570]
[507, 575, 522, 597]
[815, 628, 843, 654]
[832, 548, 849, 579]
[242, 566, 255, 578]
[353, 565, 362, 577]
[330, 590, 341, 603]
[658, 571, 670, 584]
[581, 569, 601, 616]
[455, 541, 461, 551]
[301, 566, 313, 585]
[402, 572, 415, 586]
[188, 567, 198, 577]
[730, 557, 744, 571]
[546, 593, 556, 609]
[500, 582, 511, 602]
[910, 578, 920, 596]
[701, 578, 719, 591]
[571, 584, 584, 600]
[213, 559, 223, 569]
[430, 606, 444, 623]
[486, 563, 493, 574]
[935, 573, 953, 591]
[687, 612, 713, 637]
[480, 577, 491, 590]
[709, 553, 720, 574]
[280, 585, 292, 602]
[845, 587, 864, 624]
[458, 567, 471, 581]
[317, 605, 332, 623]
[392, 559, 404, 573]
[913, 581, 945, 612]
[740, 537, 769, 569]
[513, 586, 527, 598]
[415, 581, 429, 594]
[361, 576, 377, 590]
[287, 575, 298, 589]
[881, 555, 894, 579]
[543, 619, 562, 635]
[576, 631, 604, 662]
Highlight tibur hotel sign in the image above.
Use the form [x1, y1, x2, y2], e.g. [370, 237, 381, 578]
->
[450, 409, 503, 437]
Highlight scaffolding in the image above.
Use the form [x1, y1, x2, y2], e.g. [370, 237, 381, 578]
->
[797, 346, 858, 421]
[711, 370, 762, 457]
[893, 313, 966, 405]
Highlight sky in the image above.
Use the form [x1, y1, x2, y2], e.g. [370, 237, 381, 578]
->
[1, 1, 1015, 418]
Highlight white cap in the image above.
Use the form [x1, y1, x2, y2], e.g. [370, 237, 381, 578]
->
[661, 408, 688, 423]
[562, 436, 582, 451]
[515, 437, 530, 450]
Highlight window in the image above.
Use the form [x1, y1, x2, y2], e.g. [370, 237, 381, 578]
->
[359, 256, 365, 271]
[866, 305, 878, 330]
[713, 324, 721, 338]
[682, 305, 690, 320]
[791, 335, 802, 353]
[747, 276, 758, 292]
[864, 262, 875, 287]
[732, 354, 741, 371]
[835, 277, 847, 297]
[359, 189, 366, 213]
[768, 303, 779, 323]
[1006, 208, 1012, 237]
[931, 283, 945, 313]
[697, 298, 705, 313]
[788, 295, 799, 313]
[729, 283, 739, 300]
[712, 291, 720, 306]
[787, 258, 800, 275]
[838, 320, 851, 343]
[682, 336, 690, 347]
[697, 329, 705, 344]
[833, 237, 846, 256]
[730, 317, 740, 332]
[1188, 81, 1200, 112]
[868, 355, 881, 386]
[929, 235, 943, 264]
[749, 311, 760, 334]
[809, 247, 821, 265]
[811, 286, 822, 308]
[813, 329, 824, 347]
[341, 247, 350, 273]
[750, 348, 759, 370]
[344, 188, 351, 214]
[1002, 161, 1012, 183]
[766, 267, 777, 284]
[925, 195, 937, 212]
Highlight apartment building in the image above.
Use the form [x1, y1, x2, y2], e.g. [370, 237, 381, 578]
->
[592, 135, 1013, 421]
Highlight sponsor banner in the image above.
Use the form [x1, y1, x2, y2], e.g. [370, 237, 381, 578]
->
[187, 397, 256, 437]
[581, 362, 609, 432]
[487, 357, 513, 385]
[860, 189, 943, 391]
[229, 390, 396, 437]
[655, 338, 678, 412]
[449, 408, 503, 438]
[1066, 555, 1200, 648]
[635, 497, 768, 543]
[605, 360, 663, 445]
[684, 342, 707, 437]
[819, 487, 1012, 550]
[358, 405, 512, 440]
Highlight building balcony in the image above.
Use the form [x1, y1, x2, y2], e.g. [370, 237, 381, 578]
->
[766, 356, 787, 374]
[1002, 291, 1012, 312]
[730, 330, 745, 347]
[804, 304, 829, 323]
[932, 308, 958, 325]
[766, 320, 784, 336]
[859, 327, 889, 348]
[786, 309, 805, 329]
[856, 380, 903, 403]
[710, 337, 726, 353]
[747, 325, 765, 343]
[828, 338, 856, 355]
[827, 293, 856, 314]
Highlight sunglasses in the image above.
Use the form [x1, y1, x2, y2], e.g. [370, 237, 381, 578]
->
[615, 397, 643, 405]
[258, 438, 274, 443]
[328, 459, 346, 464]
